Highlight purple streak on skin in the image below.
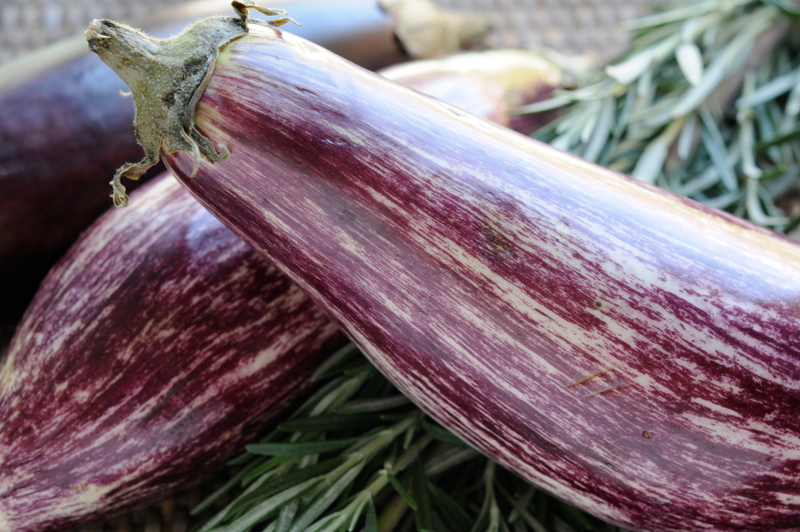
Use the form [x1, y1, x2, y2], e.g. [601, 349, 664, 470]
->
[164, 27, 800, 532]
[0, 174, 346, 532]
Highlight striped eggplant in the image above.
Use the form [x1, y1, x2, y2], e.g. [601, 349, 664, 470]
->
[0, 173, 346, 532]
[379, 49, 566, 135]
[0, 0, 487, 324]
[87, 5, 800, 532]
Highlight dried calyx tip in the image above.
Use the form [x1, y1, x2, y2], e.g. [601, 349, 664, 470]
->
[86, 2, 299, 207]
[380, 0, 492, 59]
[231, 2, 300, 27]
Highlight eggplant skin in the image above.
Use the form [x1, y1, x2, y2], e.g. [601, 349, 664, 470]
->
[0, 0, 410, 324]
[0, 51, 146, 324]
[0, 174, 346, 532]
[158, 27, 800, 532]
[379, 50, 565, 135]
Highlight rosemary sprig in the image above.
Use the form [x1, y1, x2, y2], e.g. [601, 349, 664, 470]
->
[191, 345, 629, 532]
[521, 0, 800, 231]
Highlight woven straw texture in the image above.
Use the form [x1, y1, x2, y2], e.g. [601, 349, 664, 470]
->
[1, 0, 651, 65]
[2, 0, 650, 530]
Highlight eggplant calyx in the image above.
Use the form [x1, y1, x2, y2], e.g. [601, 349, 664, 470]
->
[84, 2, 298, 207]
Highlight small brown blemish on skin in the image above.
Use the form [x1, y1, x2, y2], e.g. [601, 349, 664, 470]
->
[481, 218, 516, 261]
[567, 367, 614, 387]
[586, 385, 622, 397]
[338, 206, 358, 224]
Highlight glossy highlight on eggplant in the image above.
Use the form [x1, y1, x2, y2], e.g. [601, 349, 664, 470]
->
[379, 49, 566, 135]
[0, 174, 346, 531]
[93, 13, 800, 532]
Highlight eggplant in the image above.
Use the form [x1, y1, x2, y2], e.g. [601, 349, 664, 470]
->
[88, 6, 800, 532]
[379, 49, 566, 135]
[0, 173, 346, 532]
[0, 38, 144, 324]
[0, 0, 488, 324]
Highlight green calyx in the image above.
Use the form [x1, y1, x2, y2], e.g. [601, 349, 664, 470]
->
[85, 1, 299, 207]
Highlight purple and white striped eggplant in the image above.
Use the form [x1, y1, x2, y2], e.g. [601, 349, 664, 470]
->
[0, 173, 346, 532]
[379, 49, 565, 135]
[88, 6, 800, 532]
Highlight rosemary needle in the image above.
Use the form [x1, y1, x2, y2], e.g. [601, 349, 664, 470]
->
[527, 0, 800, 232]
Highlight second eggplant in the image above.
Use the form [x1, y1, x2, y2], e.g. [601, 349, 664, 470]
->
[0, 173, 346, 531]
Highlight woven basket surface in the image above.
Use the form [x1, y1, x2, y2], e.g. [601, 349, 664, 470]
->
[1, 0, 652, 65]
[2, 0, 651, 530]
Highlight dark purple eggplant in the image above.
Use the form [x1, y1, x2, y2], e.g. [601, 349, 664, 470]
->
[0, 40, 143, 323]
[0, 0, 488, 323]
[0, 173, 346, 531]
[89, 7, 800, 532]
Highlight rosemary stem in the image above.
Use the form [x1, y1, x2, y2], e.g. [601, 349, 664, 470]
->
[377, 493, 410, 532]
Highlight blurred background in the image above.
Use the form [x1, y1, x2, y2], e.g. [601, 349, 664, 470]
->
[0, 0, 651, 67]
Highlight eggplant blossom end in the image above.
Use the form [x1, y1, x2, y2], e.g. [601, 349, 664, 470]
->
[85, 2, 299, 207]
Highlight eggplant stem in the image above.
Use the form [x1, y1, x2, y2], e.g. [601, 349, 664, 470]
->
[232, 2, 302, 28]
[88, 1, 298, 207]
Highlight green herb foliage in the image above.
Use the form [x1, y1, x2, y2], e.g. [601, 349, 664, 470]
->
[522, 0, 800, 232]
[191, 346, 628, 532]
